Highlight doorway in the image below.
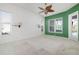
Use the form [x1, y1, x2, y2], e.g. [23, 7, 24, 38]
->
[68, 11, 78, 41]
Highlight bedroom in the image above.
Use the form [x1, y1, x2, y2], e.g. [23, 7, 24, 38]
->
[0, 3, 79, 55]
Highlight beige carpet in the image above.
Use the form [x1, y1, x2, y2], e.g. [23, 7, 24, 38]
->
[0, 35, 79, 55]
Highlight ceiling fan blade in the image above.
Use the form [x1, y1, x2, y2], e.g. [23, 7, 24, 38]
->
[46, 5, 52, 10]
[39, 11, 44, 13]
[38, 7, 44, 10]
[49, 5, 52, 8]
[48, 9, 55, 12]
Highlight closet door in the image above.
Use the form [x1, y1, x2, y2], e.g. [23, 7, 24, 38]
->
[69, 11, 78, 41]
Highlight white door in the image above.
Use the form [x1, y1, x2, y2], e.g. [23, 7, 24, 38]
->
[68, 11, 78, 41]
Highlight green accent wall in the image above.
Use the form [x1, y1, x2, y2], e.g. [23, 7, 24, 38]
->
[45, 4, 79, 38]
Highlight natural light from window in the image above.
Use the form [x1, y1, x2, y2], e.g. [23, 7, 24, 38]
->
[0, 11, 12, 35]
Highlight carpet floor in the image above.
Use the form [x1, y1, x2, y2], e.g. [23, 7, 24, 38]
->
[0, 35, 79, 55]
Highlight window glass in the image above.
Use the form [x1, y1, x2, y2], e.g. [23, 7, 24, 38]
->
[0, 11, 12, 35]
[55, 19, 63, 32]
[49, 20, 54, 32]
[2, 24, 11, 35]
[48, 17, 63, 33]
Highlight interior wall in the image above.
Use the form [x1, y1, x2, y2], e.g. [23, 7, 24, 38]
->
[0, 4, 43, 44]
[45, 4, 79, 38]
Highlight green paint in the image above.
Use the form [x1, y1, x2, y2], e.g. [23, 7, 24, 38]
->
[45, 4, 79, 38]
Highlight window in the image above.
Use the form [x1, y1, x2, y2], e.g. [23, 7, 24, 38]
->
[2, 23, 11, 35]
[48, 17, 63, 33]
[0, 11, 12, 35]
[49, 20, 55, 32]
[55, 18, 63, 32]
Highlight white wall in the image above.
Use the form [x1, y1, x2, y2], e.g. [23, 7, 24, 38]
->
[0, 4, 44, 44]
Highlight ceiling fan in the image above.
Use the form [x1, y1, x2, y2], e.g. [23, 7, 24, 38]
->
[39, 3, 55, 15]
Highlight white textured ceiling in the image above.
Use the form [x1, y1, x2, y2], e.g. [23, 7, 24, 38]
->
[14, 3, 77, 17]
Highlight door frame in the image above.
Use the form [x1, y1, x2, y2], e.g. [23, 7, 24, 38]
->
[68, 11, 78, 41]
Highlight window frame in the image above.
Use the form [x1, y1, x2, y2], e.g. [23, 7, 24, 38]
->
[48, 17, 63, 33]
[0, 10, 12, 35]
[1, 23, 12, 35]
